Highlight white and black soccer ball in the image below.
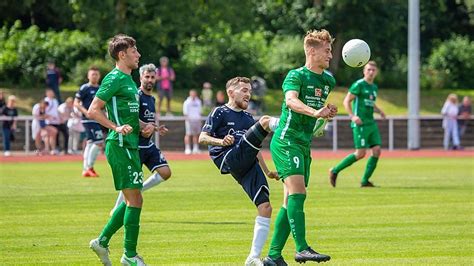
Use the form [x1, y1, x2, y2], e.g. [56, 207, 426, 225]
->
[342, 39, 371, 68]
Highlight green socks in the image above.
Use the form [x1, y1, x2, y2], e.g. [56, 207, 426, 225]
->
[99, 202, 126, 247]
[332, 153, 357, 174]
[124, 206, 141, 258]
[268, 207, 291, 259]
[287, 194, 309, 252]
[362, 156, 379, 184]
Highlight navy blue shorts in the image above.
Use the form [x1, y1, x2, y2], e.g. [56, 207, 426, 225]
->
[83, 122, 104, 143]
[223, 135, 269, 206]
[139, 145, 168, 172]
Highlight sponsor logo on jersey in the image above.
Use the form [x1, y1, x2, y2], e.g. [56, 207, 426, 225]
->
[227, 122, 235, 125]
[324, 85, 330, 94]
[315, 88, 322, 97]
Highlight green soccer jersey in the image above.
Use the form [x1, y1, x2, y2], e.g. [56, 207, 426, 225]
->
[274, 66, 336, 145]
[348, 79, 378, 127]
[95, 68, 140, 148]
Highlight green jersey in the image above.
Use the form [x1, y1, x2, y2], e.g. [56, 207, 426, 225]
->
[96, 68, 140, 149]
[274, 66, 336, 145]
[348, 79, 378, 127]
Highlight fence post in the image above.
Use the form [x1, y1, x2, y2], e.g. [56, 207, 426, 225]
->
[332, 118, 338, 151]
[25, 119, 30, 154]
[389, 118, 394, 151]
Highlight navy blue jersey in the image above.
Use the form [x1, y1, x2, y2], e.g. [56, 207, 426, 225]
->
[202, 105, 256, 167]
[138, 90, 157, 147]
[75, 83, 99, 121]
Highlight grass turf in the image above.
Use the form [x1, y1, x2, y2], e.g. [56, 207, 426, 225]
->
[0, 157, 473, 265]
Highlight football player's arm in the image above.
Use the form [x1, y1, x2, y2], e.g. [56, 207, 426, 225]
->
[285, 91, 330, 118]
[198, 131, 234, 146]
[73, 98, 88, 117]
[257, 152, 279, 180]
[343, 93, 362, 125]
[87, 97, 132, 135]
[373, 103, 386, 119]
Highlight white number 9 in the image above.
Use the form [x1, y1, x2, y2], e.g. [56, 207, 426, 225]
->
[293, 156, 300, 168]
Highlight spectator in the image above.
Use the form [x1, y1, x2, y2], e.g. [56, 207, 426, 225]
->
[0, 90, 5, 113]
[32, 100, 58, 155]
[458, 96, 472, 138]
[67, 107, 85, 154]
[441, 93, 461, 150]
[201, 82, 213, 111]
[183, 89, 202, 154]
[2, 95, 18, 156]
[44, 88, 62, 154]
[156, 56, 175, 116]
[250, 76, 267, 115]
[58, 97, 74, 154]
[215, 90, 226, 107]
[46, 61, 63, 103]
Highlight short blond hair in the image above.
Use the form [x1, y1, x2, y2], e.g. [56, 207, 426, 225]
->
[304, 29, 334, 51]
[225, 77, 251, 91]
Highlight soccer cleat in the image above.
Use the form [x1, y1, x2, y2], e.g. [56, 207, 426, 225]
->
[120, 254, 146, 266]
[361, 181, 377, 188]
[329, 168, 338, 187]
[245, 256, 264, 266]
[263, 256, 288, 266]
[89, 238, 112, 266]
[82, 168, 98, 178]
[184, 149, 192, 155]
[90, 167, 100, 177]
[294, 247, 331, 263]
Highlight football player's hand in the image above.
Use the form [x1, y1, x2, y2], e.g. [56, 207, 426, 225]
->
[141, 123, 155, 138]
[351, 115, 363, 125]
[156, 125, 168, 136]
[116, 124, 133, 135]
[221, 135, 234, 146]
[314, 106, 331, 119]
[266, 171, 280, 181]
[327, 103, 338, 118]
[380, 111, 386, 119]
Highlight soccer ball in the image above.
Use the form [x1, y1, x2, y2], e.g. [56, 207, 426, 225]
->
[342, 39, 371, 68]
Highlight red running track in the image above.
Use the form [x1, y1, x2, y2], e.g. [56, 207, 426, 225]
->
[1, 149, 472, 163]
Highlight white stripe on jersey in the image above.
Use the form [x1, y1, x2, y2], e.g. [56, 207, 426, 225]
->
[280, 109, 292, 140]
[112, 96, 123, 147]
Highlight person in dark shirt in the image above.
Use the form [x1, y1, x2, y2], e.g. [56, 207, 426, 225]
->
[0, 90, 5, 113]
[199, 76, 280, 265]
[215, 90, 226, 107]
[74, 66, 103, 177]
[46, 61, 63, 103]
[458, 96, 472, 139]
[2, 95, 18, 156]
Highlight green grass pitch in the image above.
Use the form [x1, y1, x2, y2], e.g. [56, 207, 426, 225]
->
[1, 157, 473, 265]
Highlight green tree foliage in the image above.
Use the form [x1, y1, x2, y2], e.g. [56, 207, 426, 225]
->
[180, 22, 267, 88]
[0, 21, 103, 85]
[423, 35, 474, 89]
[71, 58, 114, 86]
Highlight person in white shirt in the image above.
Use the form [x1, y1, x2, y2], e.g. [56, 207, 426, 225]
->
[44, 88, 63, 154]
[441, 93, 461, 150]
[183, 89, 202, 154]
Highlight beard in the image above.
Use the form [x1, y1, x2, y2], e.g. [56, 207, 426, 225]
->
[144, 82, 155, 91]
[235, 99, 249, 110]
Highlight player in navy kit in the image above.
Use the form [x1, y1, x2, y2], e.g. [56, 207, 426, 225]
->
[74, 66, 103, 177]
[199, 77, 280, 266]
[110, 63, 171, 214]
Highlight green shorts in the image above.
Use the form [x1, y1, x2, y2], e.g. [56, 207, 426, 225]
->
[270, 136, 311, 187]
[352, 123, 382, 149]
[105, 140, 143, 190]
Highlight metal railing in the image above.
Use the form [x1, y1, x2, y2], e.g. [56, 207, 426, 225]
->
[1, 115, 471, 152]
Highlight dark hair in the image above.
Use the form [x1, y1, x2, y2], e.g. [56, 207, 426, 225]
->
[88, 65, 100, 72]
[108, 34, 136, 61]
[226, 77, 251, 90]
